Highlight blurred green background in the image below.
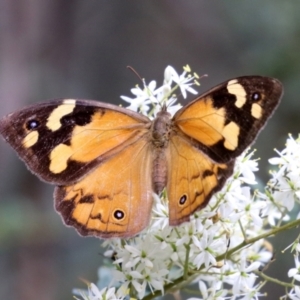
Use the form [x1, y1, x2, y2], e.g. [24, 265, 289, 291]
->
[0, 1, 300, 299]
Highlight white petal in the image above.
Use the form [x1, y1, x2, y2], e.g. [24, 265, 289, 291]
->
[288, 268, 298, 277]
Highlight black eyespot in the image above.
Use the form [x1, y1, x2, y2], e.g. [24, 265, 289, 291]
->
[26, 119, 40, 130]
[114, 209, 125, 220]
[252, 92, 261, 102]
[179, 195, 187, 205]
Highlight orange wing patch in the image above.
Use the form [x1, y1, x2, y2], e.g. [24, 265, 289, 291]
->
[174, 97, 228, 147]
[55, 138, 153, 238]
[49, 110, 149, 174]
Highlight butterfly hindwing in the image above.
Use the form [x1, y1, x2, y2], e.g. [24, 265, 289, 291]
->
[167, 135, 234, 226]
[173, 76, 283, 163]
[55, 137, 153, 238]
[0, 99, 150, 185]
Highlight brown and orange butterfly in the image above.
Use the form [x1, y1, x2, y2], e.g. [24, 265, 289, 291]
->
[0, 76, 283, 238]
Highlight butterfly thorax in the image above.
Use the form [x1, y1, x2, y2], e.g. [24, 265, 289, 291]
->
[151, 110, 172, 148]
[151, 109, 172, 194]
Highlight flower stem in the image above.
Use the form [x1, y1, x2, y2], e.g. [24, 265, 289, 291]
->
[183, 242, 191, 279]
[254, 270, 294, 288]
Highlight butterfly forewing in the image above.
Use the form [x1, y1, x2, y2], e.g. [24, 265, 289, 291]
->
[0, 99, 151, 185]
[173, 76, 283, 163]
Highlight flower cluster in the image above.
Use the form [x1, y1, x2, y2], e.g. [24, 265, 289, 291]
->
[120, 65, 198, 117]
[75, 67, 300, 300]
[268, 134, 300, 218]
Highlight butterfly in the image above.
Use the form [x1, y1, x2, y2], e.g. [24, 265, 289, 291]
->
[0, 76, 283, 238]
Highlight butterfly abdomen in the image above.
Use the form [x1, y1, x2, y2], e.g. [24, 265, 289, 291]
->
[151, 110, 172, 194]
[152, 148, 168, 195]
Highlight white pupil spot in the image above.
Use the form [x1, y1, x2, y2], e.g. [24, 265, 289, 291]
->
[179, 195, 187, 205]
[27, 120, 39, 130]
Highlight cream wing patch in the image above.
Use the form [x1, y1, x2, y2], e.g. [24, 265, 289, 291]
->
[251, 103, 262, 119]
[222, 121, 240, 150]
[22, 131, 39, 148]
[49, 144, 73, 173]
[46, 99, 76, 131]
[227, 79, 247, 108]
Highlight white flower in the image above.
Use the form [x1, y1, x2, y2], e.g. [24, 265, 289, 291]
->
[120, 80, 158, 114]
[236, 275, 264, 300]
[288, 256, 300, 281]
[296, 243, 300, 253]
[191, 227, 225, 269]
[188, 280, 227, 300]
[269, 171, 296, 211]
[236, 150, 258, 185]
[121, 65, 198, 118]
[218, 178, 246, 222]
[226, 252, 261, 296]
[247, 241, 272, 264]
[150, 193, 169, 230]
[267, 134, 300, 212]
[164, 65, 198, 98]
[74, 284, 124, 300]
[260, 191, 290, 226]
[289, 286, 300, 300]
[241, 192, 265, 229]
[108, 233, 172, 298]
[124, 244, 154, 269]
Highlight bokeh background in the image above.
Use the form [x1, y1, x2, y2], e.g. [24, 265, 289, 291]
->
[0, 1, 300, 299]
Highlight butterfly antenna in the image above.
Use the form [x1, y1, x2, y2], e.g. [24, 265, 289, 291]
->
[127, 66, 144, 85]
[127, 65, 152, 100]
[127, 65, 160, 116]
[199, 73, 208, 80]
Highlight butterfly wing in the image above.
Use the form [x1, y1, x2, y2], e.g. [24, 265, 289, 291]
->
[173, 76, 283, 163]
[167, 76, 283, 225]
[0, 99, 154, 238]
[0, 99, 150, 184]
[55, 135, 153, 238]
[167, 135, 234, 226]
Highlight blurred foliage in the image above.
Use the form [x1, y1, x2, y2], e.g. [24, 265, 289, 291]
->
[0, 1, 300, 299]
